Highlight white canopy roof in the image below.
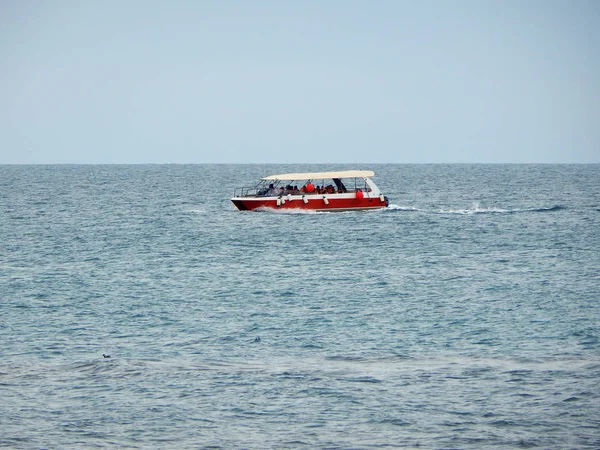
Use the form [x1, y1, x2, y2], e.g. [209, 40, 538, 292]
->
[262, 170, 375, 181]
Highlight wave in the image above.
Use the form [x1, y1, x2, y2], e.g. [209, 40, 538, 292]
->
[438, 204, 564, 215]
[385, 204, 423, 212]
[383, 203, 563, 215]
[184, 209, 207, 214]
[532, 205, 564, 212]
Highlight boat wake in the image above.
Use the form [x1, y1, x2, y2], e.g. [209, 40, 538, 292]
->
[437, 203, 564, 215]
[383, 203, 563, 215]
[385, 204, 423, 212]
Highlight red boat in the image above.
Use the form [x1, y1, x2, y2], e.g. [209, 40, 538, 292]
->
[231, 170, 389, 211]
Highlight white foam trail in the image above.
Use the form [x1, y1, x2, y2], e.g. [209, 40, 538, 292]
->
[439, 202, 511, 215]
[438, 203, 562, 215]
[386, 204, 422, 212]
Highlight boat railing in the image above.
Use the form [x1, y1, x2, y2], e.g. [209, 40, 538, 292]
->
[234, 177, 375, 198]
[234, 187, 260, 197]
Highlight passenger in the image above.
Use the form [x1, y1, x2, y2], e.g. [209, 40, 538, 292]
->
[266, 184, 277, 196]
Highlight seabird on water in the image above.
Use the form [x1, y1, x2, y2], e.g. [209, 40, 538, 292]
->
[103, 354, 111, 358]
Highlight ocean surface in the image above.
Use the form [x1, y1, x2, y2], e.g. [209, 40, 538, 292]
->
[1, 164, 599, 449]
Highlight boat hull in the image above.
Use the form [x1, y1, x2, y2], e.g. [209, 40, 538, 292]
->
[231, 195, 388, 211]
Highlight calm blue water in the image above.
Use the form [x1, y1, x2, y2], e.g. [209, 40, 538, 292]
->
[1, 164, 599, 449]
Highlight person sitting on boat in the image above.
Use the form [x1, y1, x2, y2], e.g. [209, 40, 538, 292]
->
[266, 184, 277, 196]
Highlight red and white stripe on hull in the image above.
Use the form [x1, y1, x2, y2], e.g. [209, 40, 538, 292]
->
[231, 194, 387, 211]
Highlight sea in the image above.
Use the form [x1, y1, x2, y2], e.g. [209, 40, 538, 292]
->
[1, 164, 599, 449]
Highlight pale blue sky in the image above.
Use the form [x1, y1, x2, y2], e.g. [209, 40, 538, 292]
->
[1, 1, 598, 163]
